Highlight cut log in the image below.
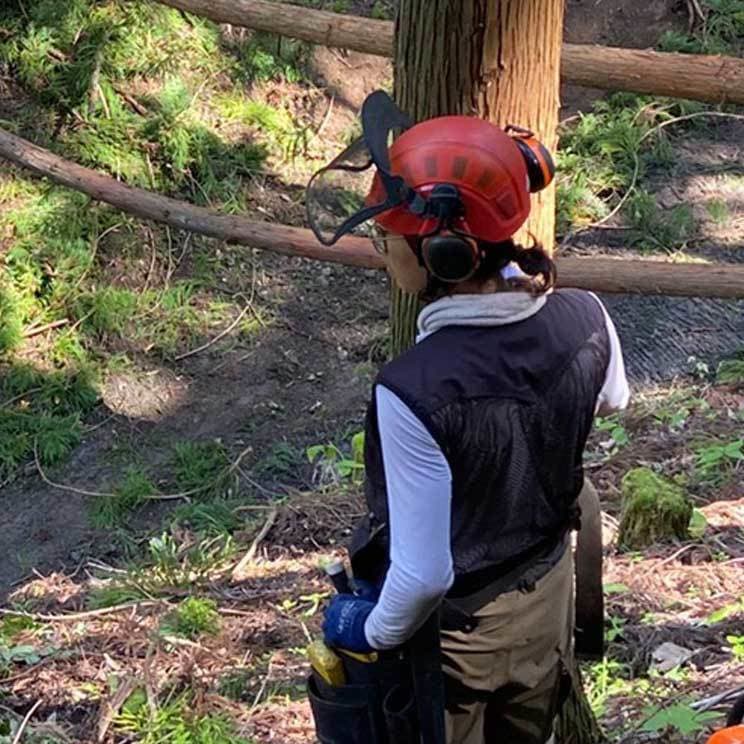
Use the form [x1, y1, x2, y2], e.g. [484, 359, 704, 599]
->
[2, 126, 744, 298]
[156, 0, 744, 106]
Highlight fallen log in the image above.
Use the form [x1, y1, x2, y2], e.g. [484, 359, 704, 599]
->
[2, 126, 744, 298]
[156, 0, 744, 106]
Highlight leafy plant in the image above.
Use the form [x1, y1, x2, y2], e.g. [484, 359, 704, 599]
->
[640, 702, 720, 735]
[115, 693, 250, 744]
[706, 596, 744, 624]
[727, 634, 744, 661]
[160, 597, 221, 639]
[694, 438, 744, 484]
[717, 352, 744, 387]
[594, 414, 630, 453]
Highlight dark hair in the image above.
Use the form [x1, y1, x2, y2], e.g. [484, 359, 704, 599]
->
[422, 238, 557, 301]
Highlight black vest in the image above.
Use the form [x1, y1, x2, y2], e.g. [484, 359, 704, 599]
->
[350, 289, 611, 594]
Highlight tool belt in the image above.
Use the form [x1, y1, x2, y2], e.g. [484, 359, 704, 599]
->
[442, 484, 605, 660]
[308, 613, 446, 744]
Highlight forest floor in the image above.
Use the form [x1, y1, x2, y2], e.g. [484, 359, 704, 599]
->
[0, 0, 743, 742]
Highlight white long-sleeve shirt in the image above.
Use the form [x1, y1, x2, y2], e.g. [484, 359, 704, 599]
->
[364, 292, 630, 650]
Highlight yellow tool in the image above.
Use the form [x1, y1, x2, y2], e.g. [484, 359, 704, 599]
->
[337, 648, 378, 664]
[308, 640, 346, 687]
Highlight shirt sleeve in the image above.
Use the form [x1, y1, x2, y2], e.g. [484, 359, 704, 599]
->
[363, 385, 454, 650]
[588, 292, 631, 414]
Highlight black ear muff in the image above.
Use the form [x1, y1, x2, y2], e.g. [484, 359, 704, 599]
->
[421, 234, 480, 283]
[507, 126, 556, 193]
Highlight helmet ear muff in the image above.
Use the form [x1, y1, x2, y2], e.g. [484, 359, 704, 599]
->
[421, 234, 481, 283]
[507, 127, 556, 193]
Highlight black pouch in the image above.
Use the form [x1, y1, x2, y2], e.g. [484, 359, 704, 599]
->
[307, 674, 382, 744]
[383, 683, 418, 744]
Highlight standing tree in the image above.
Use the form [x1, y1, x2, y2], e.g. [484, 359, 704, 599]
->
[392, 3, 605, 743]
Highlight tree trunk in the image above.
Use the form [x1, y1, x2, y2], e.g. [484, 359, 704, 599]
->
[3, 126, 744, 299]
[157, 0, 744, 106]
[390, 0, 562, 354]
[554, 662, 607, 744]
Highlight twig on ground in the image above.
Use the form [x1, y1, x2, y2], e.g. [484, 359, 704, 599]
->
[692, 685, 744, 712]
[0, 386, 44, 410]
[33, 441, 251, 502]
[232, 508, 279, 580]
[22, 319, 69, 338]
[174, 301, 254, 361]
[654, 543, 698, 569]
[0, 600, 162, 623]
[11, 699, 41, 744]
[97, 676, 139, 743]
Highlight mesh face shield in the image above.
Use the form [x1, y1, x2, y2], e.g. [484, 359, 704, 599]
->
[306, 91, 420, 246]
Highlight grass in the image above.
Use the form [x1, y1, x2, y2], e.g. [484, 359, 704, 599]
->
[171, 440, 234, 497]
[116, 692, 252, 744]
[0, 0, 319, 487]
[556, 0, 743, 244]
[88, 466, 157, 528]
[160, 596, 221, 639]
[717, 351, 744, 386]
[658, 0, 744, 56]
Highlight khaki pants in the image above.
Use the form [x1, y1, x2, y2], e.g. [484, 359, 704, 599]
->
[441, 546, 574, 744]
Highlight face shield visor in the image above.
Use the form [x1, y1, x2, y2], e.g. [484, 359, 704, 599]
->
[306, 91, 424, 246]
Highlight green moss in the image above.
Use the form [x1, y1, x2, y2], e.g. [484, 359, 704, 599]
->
[617, 468, 693, 549]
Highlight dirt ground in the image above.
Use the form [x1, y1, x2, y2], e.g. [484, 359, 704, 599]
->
[1, 0, 743, 741]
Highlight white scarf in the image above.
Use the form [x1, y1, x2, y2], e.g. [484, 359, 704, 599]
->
[416, 291, 547, 342]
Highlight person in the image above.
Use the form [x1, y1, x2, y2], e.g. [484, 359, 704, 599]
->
[308, 91, 630, 744]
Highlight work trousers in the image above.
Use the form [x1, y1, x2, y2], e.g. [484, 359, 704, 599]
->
[441, 544, 574, 744]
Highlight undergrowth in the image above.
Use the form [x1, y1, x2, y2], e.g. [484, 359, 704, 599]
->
[115, 692, 252, 744]
[557, 0, 744, 246]
[0, 0, 301, 482]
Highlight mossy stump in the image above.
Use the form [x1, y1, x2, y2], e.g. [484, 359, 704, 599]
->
[617, 467, 693, 549]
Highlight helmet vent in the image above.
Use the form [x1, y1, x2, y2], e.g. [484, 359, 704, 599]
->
[425, 156, 438, 178]
[476, 169, 495, 191]
[452, 156, 468, 180]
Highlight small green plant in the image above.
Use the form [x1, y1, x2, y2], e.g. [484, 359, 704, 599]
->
[252, 441, 303, 480]
[658, 0, 744, 56]
[627, 190, 696, 253]
[594, 414, 629, 453]
[706, 596, 744, 624]
[727, 635, 744, 661]
[694, 438, 744, 484]
[640, 702, 720, 736]
[717, 351, 744, 387]
[171, 440, 233, 497]
[218, 670, 253, 702]
[370, 1, 394, 19]
[307, 430, 365, 484]
[115, 693, 250, 744]
[172, 501, 241, 536]
[706, 198, 730, 224]
[605, 615, 626, 643]
[160, 597, 221, 639]
[88, 467, 157, 529]
[688, 508, 708, 539]
[585, 659, 632, 718]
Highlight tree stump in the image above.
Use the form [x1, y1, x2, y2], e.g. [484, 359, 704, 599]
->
[617, 467, 693, 550]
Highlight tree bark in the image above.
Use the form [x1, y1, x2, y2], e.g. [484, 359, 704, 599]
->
[156, 0, 744, 106]
[2, 126, 744, 299]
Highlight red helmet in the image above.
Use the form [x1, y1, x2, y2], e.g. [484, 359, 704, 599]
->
[707, 727, 744, 744]
[305, 91, 554, 255]
[367, 116, 549, 243]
